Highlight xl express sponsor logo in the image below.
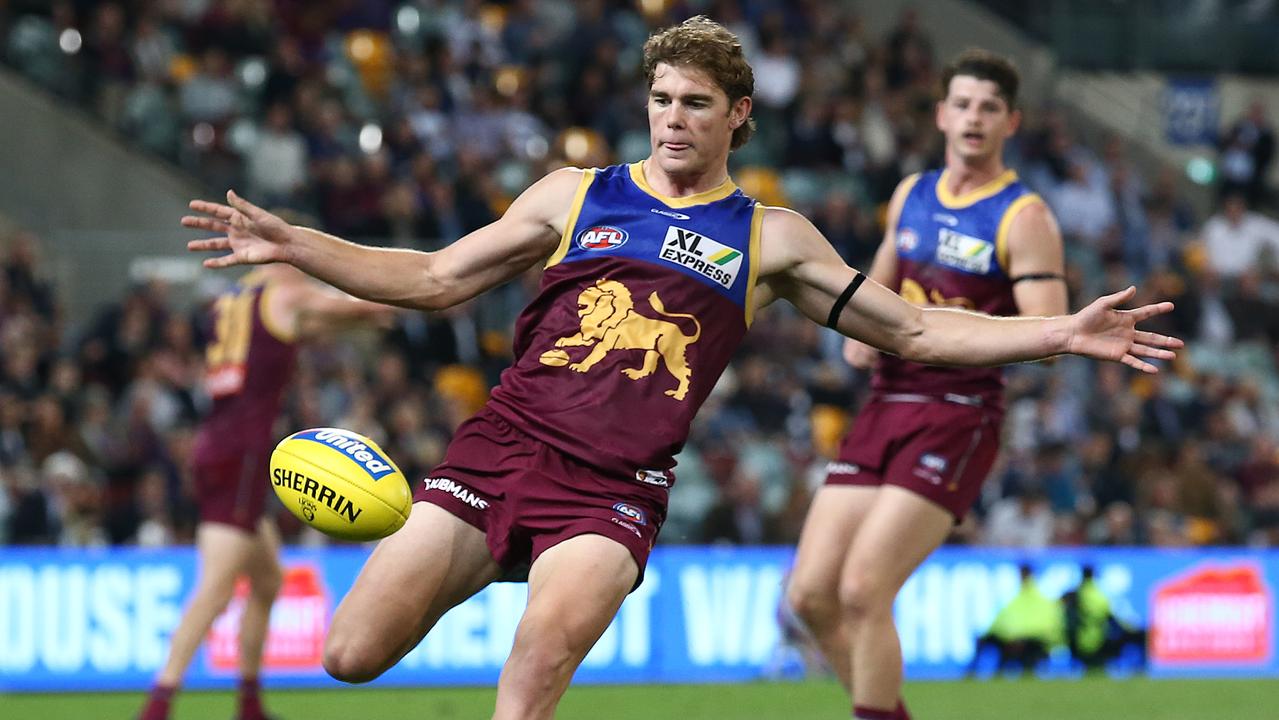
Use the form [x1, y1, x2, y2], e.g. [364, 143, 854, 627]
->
[658, 226, 743, 288]
[935, 228, 994, 274]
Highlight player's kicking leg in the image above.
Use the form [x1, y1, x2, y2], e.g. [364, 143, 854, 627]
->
[323, 502, 500, 682]
[138, 523, 261, 720]
[492, 534, 638, 720]
[786, 485, 880, 691]
[840, 486, 952, 718]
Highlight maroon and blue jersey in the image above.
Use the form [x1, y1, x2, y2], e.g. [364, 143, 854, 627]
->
[193, 271, 299, 463]
[488, 162, 763, 483]
[873, 169, 1042, 405]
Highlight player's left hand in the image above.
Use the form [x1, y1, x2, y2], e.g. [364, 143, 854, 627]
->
[1066, 286, 1183, 373]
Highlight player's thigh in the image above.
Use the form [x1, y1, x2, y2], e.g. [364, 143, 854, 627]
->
[789, 485, 881, 600]
[516, 533, 637, 655]
[840, 486, 953, 604]
[331, 501, 500, 647]
[194, 522, 258, 586]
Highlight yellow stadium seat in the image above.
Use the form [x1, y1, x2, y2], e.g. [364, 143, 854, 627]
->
[556, 127, 610, 167]
[344, 30, 393, 99]
[736, 166, 788, 206]
[435, 364, 489, 416]
[810, 404, 850, 459]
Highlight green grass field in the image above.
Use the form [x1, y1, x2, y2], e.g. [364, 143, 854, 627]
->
[3, 677, 1272, 719]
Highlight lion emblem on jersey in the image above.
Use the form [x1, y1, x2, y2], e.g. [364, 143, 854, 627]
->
[540, 278, 702, 400]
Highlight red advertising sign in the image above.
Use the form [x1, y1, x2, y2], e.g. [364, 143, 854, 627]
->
[207, 563, 330, 671]
[1150, 562, 1271, 664]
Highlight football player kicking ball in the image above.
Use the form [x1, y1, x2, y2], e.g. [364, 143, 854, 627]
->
[787, 49, 1071, 719]
[137, 264, 390, 720]
[182, 18, 1179, 720]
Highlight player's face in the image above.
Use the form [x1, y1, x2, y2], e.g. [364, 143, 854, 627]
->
[937, 75, 1020, 163]
[647, 63, 749, 177]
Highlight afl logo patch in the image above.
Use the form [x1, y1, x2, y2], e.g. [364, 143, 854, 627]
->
[577, 225, 629, 251]
[613, 502, 647, 525]
[897, 227, 919, 252]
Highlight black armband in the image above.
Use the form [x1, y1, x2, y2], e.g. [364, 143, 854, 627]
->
[1011, 273, 1066, 284]
[826, 274, 867, 329]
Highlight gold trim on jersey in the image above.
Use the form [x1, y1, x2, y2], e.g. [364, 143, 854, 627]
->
[934, 168, 1018, 209]
[628, 161, 738, 208]
[744, 202, 766, 327]
[897, 172, 922, 202]
[545, 168, 597, 268]
[995, 193, 1044, 273]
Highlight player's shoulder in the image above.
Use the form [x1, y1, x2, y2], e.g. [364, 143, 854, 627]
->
[892, 171, 930, 211]
[759, 204, 818, 236]
[509, 166, 594, 215]
[538, 165, 593, 191]
[757, 204, 829, 270]
[1003, 188, 1054, 234]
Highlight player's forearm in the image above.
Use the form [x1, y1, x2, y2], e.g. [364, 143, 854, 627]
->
[284, 227, 446, 310]
[901, 306, 1073, 367]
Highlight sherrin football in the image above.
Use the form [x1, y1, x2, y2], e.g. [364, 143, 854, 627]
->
[270, 428, 412, 541]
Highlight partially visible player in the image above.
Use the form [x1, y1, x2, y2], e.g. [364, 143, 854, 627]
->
[786, 49, 1069, 719]
[137, 264, 391, 720]
[181, 19, 1177, 720]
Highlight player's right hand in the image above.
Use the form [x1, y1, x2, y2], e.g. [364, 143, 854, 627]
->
[843, 337, 880, 369]
[183, 190, 293, 269]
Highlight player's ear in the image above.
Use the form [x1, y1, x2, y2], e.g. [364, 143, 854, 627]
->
[1007, 107, 1023, 135]
[729, 95, 751, 130]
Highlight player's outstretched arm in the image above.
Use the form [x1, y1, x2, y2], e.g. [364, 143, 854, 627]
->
[758, 207, 1182, 372]
[841, 174, 913, 369]
[183, 169, 582, 311]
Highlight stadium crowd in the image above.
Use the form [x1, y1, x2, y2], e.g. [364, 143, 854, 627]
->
[2, 0, 1279, 551]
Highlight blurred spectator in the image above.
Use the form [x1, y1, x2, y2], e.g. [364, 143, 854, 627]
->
[179, 47, 238, 124]
[983, 485, 1055, 548]
[45, 450, 107, 547]
[3, 464, 54, 544]
[1219, 100, 1275, 206]
[246, 103, 308, 205]
[1049, 156, 1117, 251]
[701, 469, 783, 545]
[1200, 193, 1279, 279]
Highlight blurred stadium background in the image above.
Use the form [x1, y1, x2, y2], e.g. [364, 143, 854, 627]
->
[2, 0, 1279, 717]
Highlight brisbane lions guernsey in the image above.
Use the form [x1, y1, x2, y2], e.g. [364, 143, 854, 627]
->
[873, 169, 1041, 407]
[487, 162, 763, 484]
[193, 271, 299, 463]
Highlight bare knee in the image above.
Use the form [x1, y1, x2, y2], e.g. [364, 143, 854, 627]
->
[787, 579, 841, 635]
[502, 622, 579, 700]
[509, 625, 577, 678]
[249, 563, 283, 602]
[323, 626, 389, 684]
[838, 571, 893, 622]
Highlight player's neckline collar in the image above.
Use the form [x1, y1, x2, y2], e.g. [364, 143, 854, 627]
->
[935, 168, 1017, 208]
[629, 161, 738, 208]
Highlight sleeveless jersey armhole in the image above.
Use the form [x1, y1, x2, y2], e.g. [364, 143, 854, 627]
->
[545, 168, 597, 268]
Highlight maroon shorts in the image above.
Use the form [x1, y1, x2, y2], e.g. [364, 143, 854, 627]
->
[825, 396, 1002, 520]
[414, 407, 668, 587]
[193, 449, 273, 532]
